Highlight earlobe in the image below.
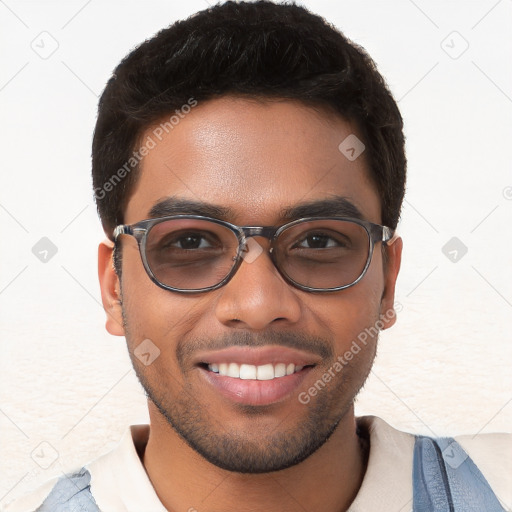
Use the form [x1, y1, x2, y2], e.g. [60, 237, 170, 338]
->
[379, 236, 403, 330]
[98, 240, 125, 336]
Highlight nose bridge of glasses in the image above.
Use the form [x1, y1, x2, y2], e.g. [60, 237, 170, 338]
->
[240, 226, 277, 241]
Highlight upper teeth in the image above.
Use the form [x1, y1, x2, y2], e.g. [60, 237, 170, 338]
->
[208, 362, 304, 380]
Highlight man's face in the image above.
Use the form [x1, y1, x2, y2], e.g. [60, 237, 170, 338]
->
[102, 97, 401, 473]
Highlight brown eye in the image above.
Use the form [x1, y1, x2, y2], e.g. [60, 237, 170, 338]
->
[296, 233, 344, 249]
[165, 232, 214, 250]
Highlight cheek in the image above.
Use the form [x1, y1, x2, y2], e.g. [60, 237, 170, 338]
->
[120, 245, 210, 353]
[307, 256, 385, 356]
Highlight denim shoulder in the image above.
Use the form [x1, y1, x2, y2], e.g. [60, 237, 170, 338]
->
[412, 436, 506, 512]
[36, 467, 100, 512]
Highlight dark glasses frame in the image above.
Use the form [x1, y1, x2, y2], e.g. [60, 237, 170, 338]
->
[113, 215, 395, 293]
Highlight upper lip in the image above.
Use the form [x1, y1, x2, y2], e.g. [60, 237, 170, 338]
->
[193, 346, 322, 367]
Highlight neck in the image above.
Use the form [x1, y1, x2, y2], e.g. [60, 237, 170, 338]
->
[142, 402, 368, 512]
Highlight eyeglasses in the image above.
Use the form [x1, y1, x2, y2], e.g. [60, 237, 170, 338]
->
[113, 215, 395, 293]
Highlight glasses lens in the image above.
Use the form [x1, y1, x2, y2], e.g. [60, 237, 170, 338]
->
[145, 219, 239, 290]
[274, 219, 370, 289]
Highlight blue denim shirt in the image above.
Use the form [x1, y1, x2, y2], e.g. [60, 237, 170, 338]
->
[413, 436, 506, 511]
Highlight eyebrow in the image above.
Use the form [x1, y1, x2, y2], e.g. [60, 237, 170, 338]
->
[147, 195, 366, 223]
[280, 196, 365, 222]
[148, 197, 232, 219]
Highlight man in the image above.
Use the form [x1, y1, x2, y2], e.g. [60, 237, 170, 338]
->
[4, 1, 510, 511]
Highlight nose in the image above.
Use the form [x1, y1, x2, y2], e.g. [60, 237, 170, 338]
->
[214, 237, 302, 330]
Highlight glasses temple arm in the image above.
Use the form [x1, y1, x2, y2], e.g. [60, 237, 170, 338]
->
[113, 225, 132, 240]
[382, 226, 397, 244]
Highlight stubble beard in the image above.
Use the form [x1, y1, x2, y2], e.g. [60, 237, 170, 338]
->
[121, 305, 377, 474]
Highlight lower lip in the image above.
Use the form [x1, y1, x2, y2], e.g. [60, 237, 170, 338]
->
[199, 366, 313, 406]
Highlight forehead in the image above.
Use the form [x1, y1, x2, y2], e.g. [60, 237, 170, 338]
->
[124, 97, 381, 225]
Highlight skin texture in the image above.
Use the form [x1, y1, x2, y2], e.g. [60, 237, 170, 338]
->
[98, 96, 402, 512]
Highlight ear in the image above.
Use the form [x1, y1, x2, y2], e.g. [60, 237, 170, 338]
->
[98, 239, 125, 336]
[379, 235, 403, 330]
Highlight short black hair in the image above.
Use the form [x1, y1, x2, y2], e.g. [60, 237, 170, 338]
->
[92, 0, 406, 242]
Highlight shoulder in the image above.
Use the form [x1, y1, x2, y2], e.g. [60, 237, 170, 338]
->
[455, 431, 512, 507]
[455, 430, 512, 466]
[2, 425, 154, 512]
[1, 467, 100, 512]
[353, 415, 511, 511]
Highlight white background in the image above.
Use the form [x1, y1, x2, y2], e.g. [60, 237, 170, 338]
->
[1, 0, 511, 505]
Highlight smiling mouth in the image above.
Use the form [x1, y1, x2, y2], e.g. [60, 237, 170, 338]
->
[201, 362, 311, 380]
[198, 361, 315, 406]
[194, 345, 321, 405]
